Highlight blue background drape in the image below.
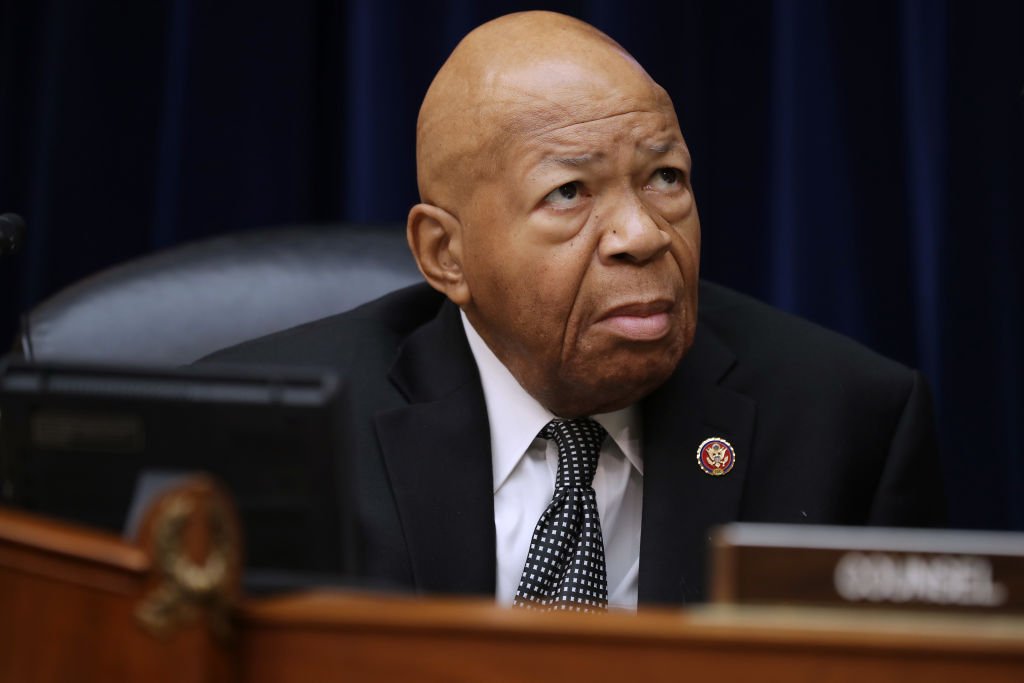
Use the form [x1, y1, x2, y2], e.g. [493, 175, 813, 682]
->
[1, 1, 1021, 529]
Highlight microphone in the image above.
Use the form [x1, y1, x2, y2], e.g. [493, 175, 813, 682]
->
[0, 213, 26, 256]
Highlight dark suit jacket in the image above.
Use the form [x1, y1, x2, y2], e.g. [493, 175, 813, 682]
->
[205, 280, 945, 605]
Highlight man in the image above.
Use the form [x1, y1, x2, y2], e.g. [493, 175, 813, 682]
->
[207, 11, 944, 609]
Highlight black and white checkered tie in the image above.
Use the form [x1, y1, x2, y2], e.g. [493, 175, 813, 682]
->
[513, 418, 608, 612]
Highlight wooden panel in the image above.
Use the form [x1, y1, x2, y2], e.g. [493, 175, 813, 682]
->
[0, 477, 240, 683]
[238, 593, 1024, 683]
[0, 562, 228, 683]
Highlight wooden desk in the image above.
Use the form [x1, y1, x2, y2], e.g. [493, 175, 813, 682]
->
[0, 479, 237, 683]
[3, 480, 1023, 682]
[240, 592, 1024, 683]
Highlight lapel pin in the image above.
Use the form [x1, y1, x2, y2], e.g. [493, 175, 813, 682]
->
[697, 437, 736, 476]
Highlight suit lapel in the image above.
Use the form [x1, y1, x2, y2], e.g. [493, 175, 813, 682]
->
[374, 302, 496, 596]
[638, 325, 756, 605]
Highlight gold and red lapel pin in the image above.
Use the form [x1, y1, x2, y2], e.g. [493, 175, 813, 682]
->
[696, 437, 736, 476]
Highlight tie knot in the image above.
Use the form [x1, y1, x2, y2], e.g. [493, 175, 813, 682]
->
[541, 418, 606, 490]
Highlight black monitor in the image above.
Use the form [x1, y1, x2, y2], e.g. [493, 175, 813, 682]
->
[0, 358, 355, 584]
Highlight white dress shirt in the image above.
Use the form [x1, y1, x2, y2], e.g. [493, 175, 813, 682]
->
[461, 312, 644, 610]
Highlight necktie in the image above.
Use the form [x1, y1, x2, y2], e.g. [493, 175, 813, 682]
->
[513, 418, 608, 612]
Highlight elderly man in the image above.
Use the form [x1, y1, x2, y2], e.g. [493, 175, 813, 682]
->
[208, 11, 944, 609]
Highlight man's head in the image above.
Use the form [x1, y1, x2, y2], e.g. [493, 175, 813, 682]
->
[407, 11, 700, 418]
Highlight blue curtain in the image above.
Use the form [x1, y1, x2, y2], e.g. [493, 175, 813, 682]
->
[1, 0, 1021, 529]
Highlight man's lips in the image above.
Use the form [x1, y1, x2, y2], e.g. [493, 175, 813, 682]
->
[594, 301, 674, 340]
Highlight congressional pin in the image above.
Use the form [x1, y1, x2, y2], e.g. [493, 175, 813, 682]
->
[696, 437, 735, 476]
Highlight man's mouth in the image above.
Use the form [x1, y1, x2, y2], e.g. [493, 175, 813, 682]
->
[594, 301, 673, 341]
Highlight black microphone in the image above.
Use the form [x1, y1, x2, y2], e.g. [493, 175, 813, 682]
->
[0, 213, 26, 256]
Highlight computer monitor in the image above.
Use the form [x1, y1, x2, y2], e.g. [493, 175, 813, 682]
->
[0, 358, 354, 581]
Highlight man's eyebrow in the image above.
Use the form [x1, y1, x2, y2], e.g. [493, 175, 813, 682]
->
[538, 142, 679, 168]
[540, 153, 599, 168]
[646, 141, 679, 155]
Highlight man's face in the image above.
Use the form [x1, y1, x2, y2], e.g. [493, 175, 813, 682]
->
[458, 60, 701, 417]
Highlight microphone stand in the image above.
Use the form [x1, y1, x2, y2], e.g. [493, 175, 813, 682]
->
[0, 214, 25, 258]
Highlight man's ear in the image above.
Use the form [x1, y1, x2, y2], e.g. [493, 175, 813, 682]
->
[407, 203, 471, 306]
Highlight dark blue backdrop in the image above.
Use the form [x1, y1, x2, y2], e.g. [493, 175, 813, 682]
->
[1, 1, 1021, 529]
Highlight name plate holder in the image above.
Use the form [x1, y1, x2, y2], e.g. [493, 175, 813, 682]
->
[710, 523, 1024, 614]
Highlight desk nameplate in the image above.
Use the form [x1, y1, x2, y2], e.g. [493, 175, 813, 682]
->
[711, 523, 1024, 614]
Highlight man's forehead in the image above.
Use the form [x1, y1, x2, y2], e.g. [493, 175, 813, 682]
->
[482, 56, 669, 125]
[416, 11, 684, 202]
[532, 136, 687, 168]
[473, 91, 679, 178]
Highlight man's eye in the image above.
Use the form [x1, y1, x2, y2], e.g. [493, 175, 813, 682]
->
[544, 182, 583, 207]
[649, 168, 682, 190]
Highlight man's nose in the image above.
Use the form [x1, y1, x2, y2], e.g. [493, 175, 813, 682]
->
[598, 195, 672, 265]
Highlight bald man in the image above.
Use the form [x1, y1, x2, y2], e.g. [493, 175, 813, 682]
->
[207, 11, 944, 608]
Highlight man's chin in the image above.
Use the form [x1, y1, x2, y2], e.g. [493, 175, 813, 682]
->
[548, 357, 681, 417]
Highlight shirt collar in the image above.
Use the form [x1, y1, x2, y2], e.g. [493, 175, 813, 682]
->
[460, 311, 642, 493]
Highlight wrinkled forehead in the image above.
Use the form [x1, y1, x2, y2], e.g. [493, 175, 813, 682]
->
[483, 57, 675, 135]
[462, 61, 681, 179]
